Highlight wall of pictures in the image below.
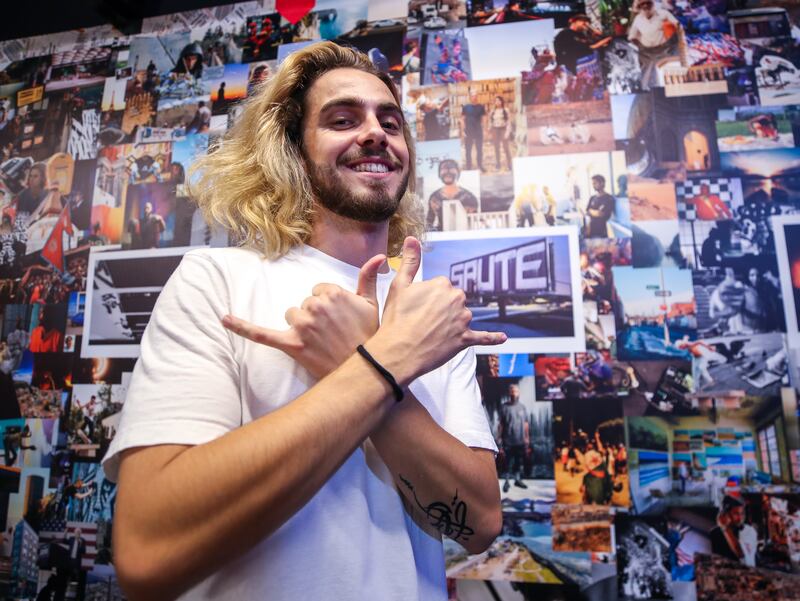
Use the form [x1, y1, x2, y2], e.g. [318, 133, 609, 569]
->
[0, 0, 799, 599]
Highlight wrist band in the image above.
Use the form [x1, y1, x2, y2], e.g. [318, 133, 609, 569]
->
[356, 344, 404, 403]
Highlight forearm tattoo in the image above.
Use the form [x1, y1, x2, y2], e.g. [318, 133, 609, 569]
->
[399, 474, 474, 542]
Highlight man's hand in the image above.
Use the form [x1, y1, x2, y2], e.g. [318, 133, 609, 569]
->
[367, 237, 506, 385]
[221, 253, 385, 379]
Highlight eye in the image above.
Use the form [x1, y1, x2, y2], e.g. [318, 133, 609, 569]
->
[382, 118, 401, 131]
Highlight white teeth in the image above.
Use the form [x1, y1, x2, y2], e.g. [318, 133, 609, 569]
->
[352, 162, 389, 173]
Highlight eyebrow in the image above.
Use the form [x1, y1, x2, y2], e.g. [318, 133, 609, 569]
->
[319, 96, 403, 120]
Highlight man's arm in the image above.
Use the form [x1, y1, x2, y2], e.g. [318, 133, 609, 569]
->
[115, 355, 404, 601]
[369, 395, 501, 553]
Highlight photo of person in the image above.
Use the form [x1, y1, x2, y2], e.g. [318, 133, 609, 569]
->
[425, 159, 479, 231]
[627, 0, 682, 90]
[553, 395, 629, 507]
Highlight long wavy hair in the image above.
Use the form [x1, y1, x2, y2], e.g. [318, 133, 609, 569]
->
[189, 41, 423, 258]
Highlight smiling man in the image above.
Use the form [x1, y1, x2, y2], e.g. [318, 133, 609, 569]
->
[104, 42, 505, 601]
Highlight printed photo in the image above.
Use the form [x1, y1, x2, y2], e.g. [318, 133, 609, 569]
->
[773, 214, 800, 348]
[512, 151, 628, 236]
[554, 395, 629, 508]
[615, 515, 674, 599]
[82, 246, 191, 357]
[423, 227, 584, 353]
[445, 514, 592, 586]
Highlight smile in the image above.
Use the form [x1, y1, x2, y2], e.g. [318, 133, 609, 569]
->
[350, 162, 391, 173]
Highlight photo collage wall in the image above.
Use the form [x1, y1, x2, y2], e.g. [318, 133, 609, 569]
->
[0, 0, 800, 600]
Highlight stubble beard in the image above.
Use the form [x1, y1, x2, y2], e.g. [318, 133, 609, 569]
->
[306, 156, 410, 223]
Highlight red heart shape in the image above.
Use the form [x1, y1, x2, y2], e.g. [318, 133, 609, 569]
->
[276, 0, 316, 24]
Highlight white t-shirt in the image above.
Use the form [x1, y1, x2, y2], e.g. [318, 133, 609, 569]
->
[628, 8, 678, 48]
[102, 244, 497, 601]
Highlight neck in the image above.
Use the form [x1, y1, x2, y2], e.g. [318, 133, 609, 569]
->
[308, 204, 390, 270]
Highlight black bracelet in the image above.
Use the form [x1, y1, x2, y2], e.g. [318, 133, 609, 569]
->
[356, 344, 404, 403]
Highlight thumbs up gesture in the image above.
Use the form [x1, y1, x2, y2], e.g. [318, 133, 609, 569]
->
[221, 253, 386, 379]
[368, 237, 506, 385]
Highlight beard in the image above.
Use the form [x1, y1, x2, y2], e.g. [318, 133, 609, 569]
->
[305, 151, 409, 223]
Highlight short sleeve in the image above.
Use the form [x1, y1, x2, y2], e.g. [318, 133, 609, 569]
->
[412, 348, 498, 453]
[102, 251, 242, 481]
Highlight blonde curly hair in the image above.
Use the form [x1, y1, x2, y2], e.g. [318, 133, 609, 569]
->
[189, 41, 423, 258]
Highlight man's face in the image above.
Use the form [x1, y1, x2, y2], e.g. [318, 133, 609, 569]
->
[592, 177, 604, 192]
[439, 162, 459, 185]
[729, 505, 745, 527]
[144, 202, 152, 216]
[508, 384, 520, 401]
[700, 184, 710, 195]
[469, 92, 478, 103]
[301, 68, 410, 223]
[184, 54, 198, 71]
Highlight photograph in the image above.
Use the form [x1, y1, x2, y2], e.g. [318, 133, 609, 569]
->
[553, 395, 629, 508]
[612, 265, 697, 361]
[692, 263, 784, 337]
[452, 78, 519, 175]
[716, 105, 797, 153]
[631, 220, 684, 269]
[627, 399, 791, 516]
[82, 246, 191, 357]
[423, 227, 584, 353]
[660, 32, 743, 98]
[445, 514, 592, 587]
[512, 151, 628, 236]
[476, 371, 555, 498]
[674, 177, 743, 222]
[628, 180, 678, 222]
[615, 515, 674, 599]
[524, 98, 615, 156]
[419, 28, 471, 86]
[551, 503, 613, 553]
[773, 214, 800, 349]
[690, 332, 787, 396]
[695, 553, 800, 601]
[464, 19, 555, 81]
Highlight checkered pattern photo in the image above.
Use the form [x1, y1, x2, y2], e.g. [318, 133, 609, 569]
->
[675, 178, 740, 221]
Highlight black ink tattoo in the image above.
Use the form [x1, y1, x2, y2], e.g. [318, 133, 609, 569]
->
[399, 474, 474, 542]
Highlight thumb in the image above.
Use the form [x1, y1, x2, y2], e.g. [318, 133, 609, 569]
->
[221, 314, 299, 353]
[356, 253, 386, 304]
[391, 237, 421, 290]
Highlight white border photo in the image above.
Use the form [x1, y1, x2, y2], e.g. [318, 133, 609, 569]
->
[423, 226, 584, 353]
[773, 214, 800, 349]
[82, 246, 195, 358]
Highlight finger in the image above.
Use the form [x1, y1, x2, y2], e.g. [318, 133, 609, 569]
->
[462, 330, 508, 347]
[311, 283, 342, 297]
[392, 237, 421, 290]
[356, 254, 386, 304]
[222, 314, 297, 351]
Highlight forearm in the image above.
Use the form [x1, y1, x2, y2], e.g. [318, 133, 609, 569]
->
[368, 393, 501, 554]
[115, 353, 394, 600]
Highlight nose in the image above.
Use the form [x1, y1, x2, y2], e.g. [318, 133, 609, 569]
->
[356, 112, 388, 149]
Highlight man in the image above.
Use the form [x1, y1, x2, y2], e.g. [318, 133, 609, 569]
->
[710, 495, 758, 566]
[627, 0, 680, 89]
[553, 14, 611, 75]
[426, 159, 478, 231]
[137, 202, 166, 249]
[498, 383, 529, 493]
[187, 101, 211, 134]
[580, 431, 615, 505]
[690, 183, 732, 220]
[585, 174, 615, 238]
[461, 90, 485, 171]
[106, 42, 505, 601]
